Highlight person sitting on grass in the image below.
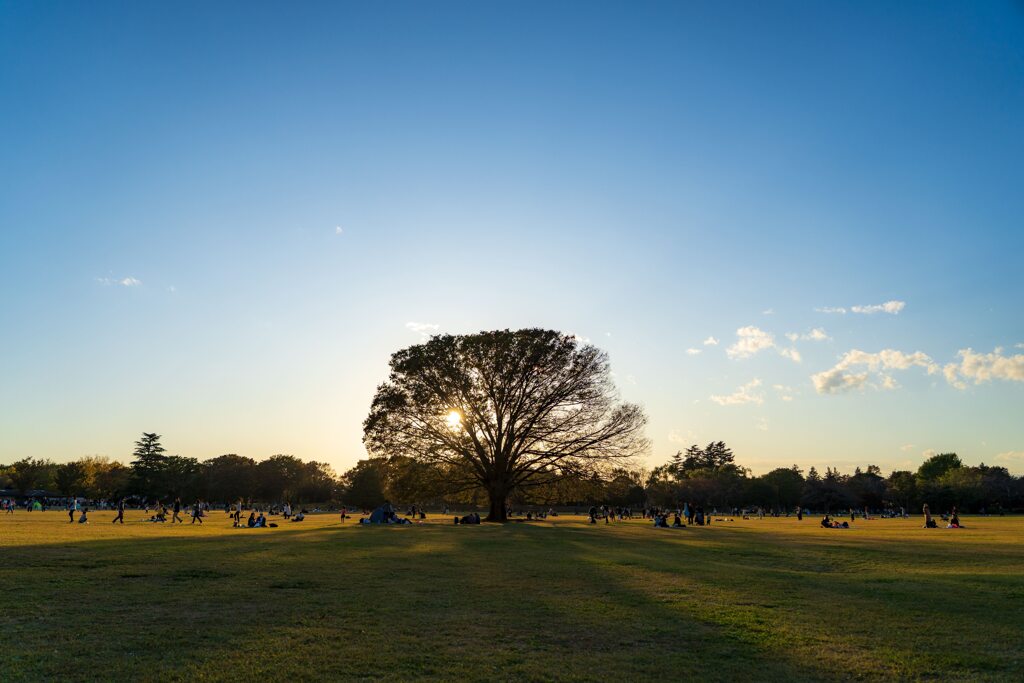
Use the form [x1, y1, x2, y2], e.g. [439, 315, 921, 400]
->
[292, 511, 305, 522]
[78, 508, 89, 524]
[455, 512, 481, 525]
[247, 512, 257, 528]
[923, 504, 937, 528]
[672, 513, 684, 528]
[947, 506, 962, 528]
[821, 515, 832, 528]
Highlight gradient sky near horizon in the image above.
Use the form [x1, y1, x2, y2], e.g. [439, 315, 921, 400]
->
[2, 1, 1023, 475]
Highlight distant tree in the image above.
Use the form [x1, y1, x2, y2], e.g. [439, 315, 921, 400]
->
[603, 467, 646, 507]
[917, 452, 961, 481]
[92, 462, 132, 499]
[203, 454, 258, 503]
[364, 329, 648, 521]
[340, 459, 388, 510]
[886, 470, 917, 511]
[760, 465, 805, 511]
[257, 454, 306, 502]
[8, 458, 55, 495]
[163, 455, 200, 498]
[847, 464, 886, 509]
[297, 461, 338, 502]
[54, 461, 88, 496]
[130, 433, 168, 496]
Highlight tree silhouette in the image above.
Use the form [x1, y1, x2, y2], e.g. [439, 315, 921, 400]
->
[363, 329, 648, 521]
[130, 432, 167, 496]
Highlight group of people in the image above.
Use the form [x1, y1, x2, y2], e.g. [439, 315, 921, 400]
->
[923, 504, 963, 529]
[820, 515, 851, 529]
[652, 511, 686, 528]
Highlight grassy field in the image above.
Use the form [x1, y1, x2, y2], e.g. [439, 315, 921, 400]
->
[2, 511, 1022, 682]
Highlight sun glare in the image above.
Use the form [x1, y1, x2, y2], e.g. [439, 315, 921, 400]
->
[445, 410, 462, 429]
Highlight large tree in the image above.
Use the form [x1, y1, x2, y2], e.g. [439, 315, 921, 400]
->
[130, 432, 168, 496]
[363, 329, 648, 521]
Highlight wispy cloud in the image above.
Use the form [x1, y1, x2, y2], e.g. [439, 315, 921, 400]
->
[97, 276, 141, 287]
[710, 378, 764, 406]
[405, 321, 439, 338]
[762, 308, 775, 315]
[779, 347, 802, 363]
[996, 451, 1024, 464]
[685, 348, 702, 355]
[756, 417, 769, 431]
[851, 300, 905, 315]
[727, 326, 801, 363]
[772, 384, 796, 402]
[943, 347, 1024, 388]
[816, 300, 905, 315]
[812, 349, 939, 395]
[786, 328, 830, 342]
[669, 429, 695, 444]
[703, 336, 719, 346]
[900, 444, 915, 452]
[335, 226, 344, 235]
[727, 326, 775, 359]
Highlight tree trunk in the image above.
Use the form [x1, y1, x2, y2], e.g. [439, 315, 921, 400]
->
[486, 487, 508, 522]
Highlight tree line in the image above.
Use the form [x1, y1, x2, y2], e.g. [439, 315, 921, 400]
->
[0, 433, 337, 504]
[2, 436, 1021, 513]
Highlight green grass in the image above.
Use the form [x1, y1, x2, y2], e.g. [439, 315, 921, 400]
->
[2, 511, 1023, 681]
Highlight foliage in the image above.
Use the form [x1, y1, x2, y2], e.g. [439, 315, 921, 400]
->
[363, 329, 648, 520]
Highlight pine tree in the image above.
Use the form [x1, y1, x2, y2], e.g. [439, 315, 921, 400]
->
[131, 432, 168, 496]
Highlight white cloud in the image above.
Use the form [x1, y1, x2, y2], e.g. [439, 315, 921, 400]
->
[900, 444, 915, 452]
[756, 417, 769, 431]
[668, 429, 695, 444]
[996, 451, 1024, 464]
[703, 336, 719, 346]
[762, 308, 775, 315]
[815, 306, 847, 314]
[779, 347, 802, 363]
[167, 285, 176, 293]
[943, 347, 1024, 388]
[405, 321, 439, 337]
[727, 326, 804, 363]
[812, 348, 938, 395]
[335, 226, 344, 235]
[772, 384, 796, 402]
[851, 300, 906, 315]
[710, 379, 764, 406]
[568, 332, 592, 344]
[787, 327, 830, 342]
[1015, 343, 1024, 349]
[685, 348, 702, 355]
[921, 449, 937, 459]
[727, 326, 775, 359]
[97, 276, 141, 287]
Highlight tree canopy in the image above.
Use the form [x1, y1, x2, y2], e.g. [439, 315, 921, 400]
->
[363, 329, 649, 520]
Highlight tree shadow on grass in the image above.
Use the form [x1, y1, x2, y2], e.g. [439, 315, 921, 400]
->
[1, 520, 1022, 681]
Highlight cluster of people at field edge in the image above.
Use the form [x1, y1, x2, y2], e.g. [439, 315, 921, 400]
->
[923, 504, 964, 529]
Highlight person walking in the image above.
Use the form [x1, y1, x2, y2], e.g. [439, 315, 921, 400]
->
[191, 499, 203, 524]
[172, 498, 183, 524]
[68, 498, 77, 523]
[112, 497, 126, 524]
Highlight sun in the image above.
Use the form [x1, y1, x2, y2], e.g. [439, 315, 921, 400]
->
[445, 410, 462, 429]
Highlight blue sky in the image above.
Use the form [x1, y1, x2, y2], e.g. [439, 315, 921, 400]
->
[2, 1, 1023, 474]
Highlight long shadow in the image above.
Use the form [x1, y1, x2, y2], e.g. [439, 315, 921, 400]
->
[1, 518, 1022, 681]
